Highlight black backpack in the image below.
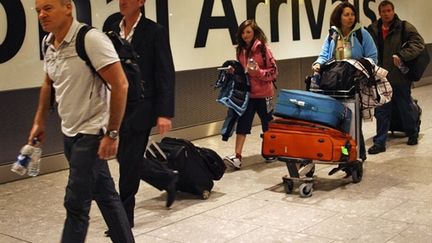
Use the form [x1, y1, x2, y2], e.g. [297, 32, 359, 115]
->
[76, 25, 144, 105]
[43, 25, 144, 109]
[400, 21, 430, 81]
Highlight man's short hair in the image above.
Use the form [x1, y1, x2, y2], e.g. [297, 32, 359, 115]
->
[378, 0, 394, 12]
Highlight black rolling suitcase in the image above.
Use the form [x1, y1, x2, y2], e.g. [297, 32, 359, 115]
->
[389, 97, 422, 134]
[146, 137, 223, 199]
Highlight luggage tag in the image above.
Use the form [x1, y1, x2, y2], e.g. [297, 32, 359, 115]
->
[266, 96, 274, 113]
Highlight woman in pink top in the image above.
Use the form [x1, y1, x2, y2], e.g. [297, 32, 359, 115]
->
[225, 20, 278, 169]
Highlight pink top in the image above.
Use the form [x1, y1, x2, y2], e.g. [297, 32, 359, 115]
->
[237, 40, 278, 98]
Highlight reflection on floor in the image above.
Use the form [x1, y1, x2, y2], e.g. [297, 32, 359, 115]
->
[1, 85, 431, 243]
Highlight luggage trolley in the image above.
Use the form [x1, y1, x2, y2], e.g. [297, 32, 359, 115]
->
[264, 87, 363, 197]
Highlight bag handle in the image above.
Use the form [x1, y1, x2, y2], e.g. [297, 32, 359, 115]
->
[145, 140, 167, 161]
[289, 99, 317, 111]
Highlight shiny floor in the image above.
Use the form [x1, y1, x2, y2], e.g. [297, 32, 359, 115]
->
[1, 85, 432, 243]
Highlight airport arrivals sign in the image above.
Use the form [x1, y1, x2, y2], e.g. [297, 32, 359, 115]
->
[0, 0, 422, 90]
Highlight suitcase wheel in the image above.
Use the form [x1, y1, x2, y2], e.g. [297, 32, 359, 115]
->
[202, 190, 210, 200]
[299, 183, 313, 198]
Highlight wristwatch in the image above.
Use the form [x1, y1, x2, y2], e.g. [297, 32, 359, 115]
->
[105, 130, 119, 140]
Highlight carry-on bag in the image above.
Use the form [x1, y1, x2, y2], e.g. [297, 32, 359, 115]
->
[262, 118, 357, 162]
[147, 137, 218, 198]
[196, 147, 226, 181]
[274, 89, 352, 133]
[389, 97, 422, 134]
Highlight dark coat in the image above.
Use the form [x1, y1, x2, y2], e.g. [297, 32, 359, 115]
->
[368, 14, 425, 84]
[109, 17, 175, 131]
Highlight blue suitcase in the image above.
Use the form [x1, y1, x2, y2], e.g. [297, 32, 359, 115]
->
[274, 89, 352, 133]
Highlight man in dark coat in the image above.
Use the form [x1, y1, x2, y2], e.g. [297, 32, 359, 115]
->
[367, 0, 425, 154]
[104, 0, 177, 235]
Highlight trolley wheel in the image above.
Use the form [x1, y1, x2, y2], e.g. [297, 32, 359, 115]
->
[351, 162, 363, 183]
[299, 183, 313, 198]
[283, 178, 294, 194]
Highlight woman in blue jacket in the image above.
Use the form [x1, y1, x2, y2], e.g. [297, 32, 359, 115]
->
[312, 1, 378, 161]
[313, 2, 377, 69]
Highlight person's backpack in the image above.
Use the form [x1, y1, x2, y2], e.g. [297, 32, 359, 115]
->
[42, 25, 144, 109]
[400, 21, 430, 81]
[76, 25, 144, 105]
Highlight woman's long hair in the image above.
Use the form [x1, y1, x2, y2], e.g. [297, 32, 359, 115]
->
[330, 1, 357, 29]
[236, 20, 267, 57]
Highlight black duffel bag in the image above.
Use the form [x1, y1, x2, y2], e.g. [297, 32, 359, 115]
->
[319, 60, 358, 90]
[196, 147, 226, 181]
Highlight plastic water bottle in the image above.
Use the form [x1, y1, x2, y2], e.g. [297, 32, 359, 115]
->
[398, 62, 409, 74]
[310, 73, 321, 89]
[11, 144, 35, 175]
[27, 146, 42, 177]
[247, 58, 257, 71]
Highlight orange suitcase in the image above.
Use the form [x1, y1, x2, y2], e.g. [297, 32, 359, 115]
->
[262, 118, 357, 162]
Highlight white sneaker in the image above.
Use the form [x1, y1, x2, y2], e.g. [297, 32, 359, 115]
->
[224, 155, 242, 169]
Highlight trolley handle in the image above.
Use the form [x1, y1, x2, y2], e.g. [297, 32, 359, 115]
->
[310, 85, 356, 98]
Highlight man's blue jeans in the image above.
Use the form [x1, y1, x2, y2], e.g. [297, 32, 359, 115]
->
[61, 133, 134, 243]
[373, 81, 419, 146]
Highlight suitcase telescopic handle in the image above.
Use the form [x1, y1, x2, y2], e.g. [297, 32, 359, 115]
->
[145, 140, 168, 160]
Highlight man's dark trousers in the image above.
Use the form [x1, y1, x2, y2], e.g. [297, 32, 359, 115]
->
[62, 133, 134, 243]
[117, 128, 173, 227]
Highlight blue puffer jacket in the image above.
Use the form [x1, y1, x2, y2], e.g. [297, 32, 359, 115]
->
[215, 60, 250, 116]
[314, 23, 378, 65]
[215, 60, 250, 141]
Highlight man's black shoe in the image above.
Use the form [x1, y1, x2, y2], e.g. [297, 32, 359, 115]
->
[407, 136, 418, 145]
[104, 230, 110, 237]
[368, 144, 386, 154]
[166, 171, 179, 208]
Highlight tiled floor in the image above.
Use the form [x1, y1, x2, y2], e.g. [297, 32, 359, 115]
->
[1, 85, 431, 243]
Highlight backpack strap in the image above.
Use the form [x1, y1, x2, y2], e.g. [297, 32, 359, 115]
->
[400, 20, 407, 44]
[327, 28, 363, 44]
[75, 25, 111, 91]
[40, 34, 57, 112]
[75, 25, 94, 70]
[41, 34, 49, 58]
[259, 44, 278, 89]
[260, 44, 267, 67]
[355, 28, 363, 44]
